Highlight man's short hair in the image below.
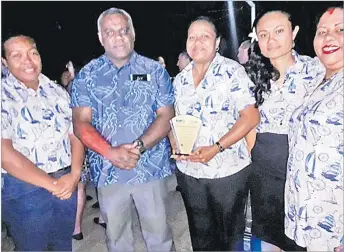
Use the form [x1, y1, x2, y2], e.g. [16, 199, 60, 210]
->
[97, 7, 135, 37]
[1, 34, 37, 59]
[179, 50, 191, 60]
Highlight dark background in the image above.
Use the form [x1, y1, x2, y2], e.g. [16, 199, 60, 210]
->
[2, 1, 340, 81]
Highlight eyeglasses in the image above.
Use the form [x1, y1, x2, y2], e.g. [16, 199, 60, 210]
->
[104, 27, 131, 38]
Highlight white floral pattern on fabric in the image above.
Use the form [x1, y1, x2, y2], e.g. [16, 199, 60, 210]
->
[285, 70, 344, 250]
[257, 51, 326, 134]
[173, 53, 256, 179]
[1, 73, 73, 173]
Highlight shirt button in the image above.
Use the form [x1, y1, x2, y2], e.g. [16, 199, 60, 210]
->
[119, 125, 122, 128]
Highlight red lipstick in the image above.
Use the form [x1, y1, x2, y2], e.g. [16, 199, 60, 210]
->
[322, 45, 340, 54]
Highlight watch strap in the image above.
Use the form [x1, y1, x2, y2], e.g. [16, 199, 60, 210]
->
[215, 141, 225, 152]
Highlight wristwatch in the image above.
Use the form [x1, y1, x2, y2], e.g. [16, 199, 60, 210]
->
[215, 141, 225, 152]
[134, 138, 146, 154]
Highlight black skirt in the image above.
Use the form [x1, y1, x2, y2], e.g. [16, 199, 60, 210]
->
[248, 132, 305, 251]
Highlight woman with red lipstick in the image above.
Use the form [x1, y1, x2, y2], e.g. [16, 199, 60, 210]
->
[245, 8, 325, 251]
[285, 6, 343, 251]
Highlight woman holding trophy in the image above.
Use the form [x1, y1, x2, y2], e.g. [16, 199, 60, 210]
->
[171, 16, 260, 251]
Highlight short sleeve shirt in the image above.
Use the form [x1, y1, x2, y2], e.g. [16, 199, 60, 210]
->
[257, 51, 326, 134]
[173, 53, 256, 179]
[285, 70, 344, 249]
[71, 52, 175, 187]
[1, 73, 73, 173]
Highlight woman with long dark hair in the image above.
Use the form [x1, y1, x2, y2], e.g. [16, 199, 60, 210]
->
[245, 8, 324, 251]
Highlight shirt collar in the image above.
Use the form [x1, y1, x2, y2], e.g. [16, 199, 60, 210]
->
[209, 52, 223, 69]
[184, 52, 222, 72]
[270, 50, 310, 90]
[101, 50, 138, 70]
[321, 69, 344, 90]
[5, 72, 52, 90]
[288, 50, 304, 74]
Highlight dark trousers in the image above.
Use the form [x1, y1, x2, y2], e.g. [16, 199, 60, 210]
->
[1, 167, 77, 251]
[176, 167, 250, 251]
[249, 132, 306, 251]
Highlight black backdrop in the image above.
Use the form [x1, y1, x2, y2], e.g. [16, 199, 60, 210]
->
[2, 1, 341, 80]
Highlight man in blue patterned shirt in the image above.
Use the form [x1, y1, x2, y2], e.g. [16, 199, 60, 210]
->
[71, 7, 175, 252]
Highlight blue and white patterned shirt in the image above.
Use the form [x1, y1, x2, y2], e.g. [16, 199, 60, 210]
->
[1, 73, 73, 174]
[1, 63, 9, 79]
[257, 51, 325, 134]
[71, 52, 175, 187]
[285, 70, 344, 250]
[173, 53, 256, 179]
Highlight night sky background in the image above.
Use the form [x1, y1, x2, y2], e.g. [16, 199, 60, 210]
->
[2, 1, 341, 81]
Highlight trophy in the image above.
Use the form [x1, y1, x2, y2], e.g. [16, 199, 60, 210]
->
[170, 115, 202, 157]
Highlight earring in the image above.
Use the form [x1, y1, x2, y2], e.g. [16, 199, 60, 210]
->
[216, 47, 219, 52]
[292, 41, 295, 48]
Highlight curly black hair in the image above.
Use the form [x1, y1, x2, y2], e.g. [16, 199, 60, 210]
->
[245, 9, 297, 108]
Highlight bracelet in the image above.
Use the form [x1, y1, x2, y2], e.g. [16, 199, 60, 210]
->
[215, 142, 225, 152]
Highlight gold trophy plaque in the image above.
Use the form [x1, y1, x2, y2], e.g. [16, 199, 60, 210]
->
[170, 115, 202, 156]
